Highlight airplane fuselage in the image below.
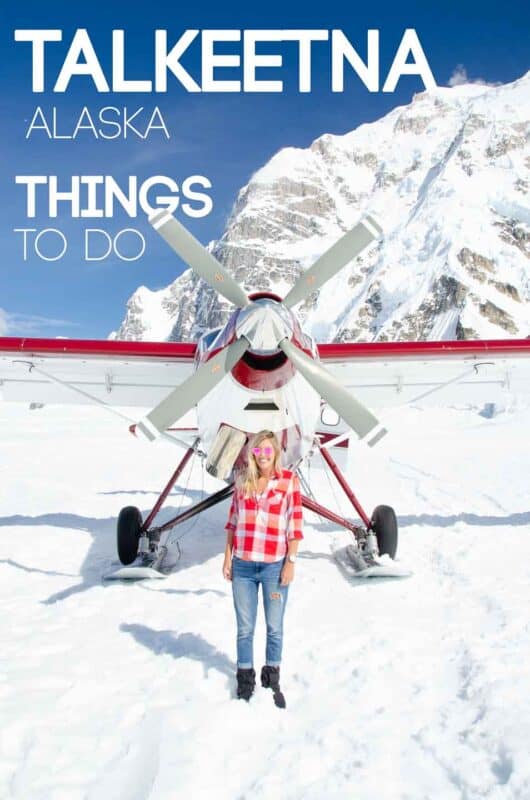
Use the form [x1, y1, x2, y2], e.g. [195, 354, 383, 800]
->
[195, 293, 322, 467]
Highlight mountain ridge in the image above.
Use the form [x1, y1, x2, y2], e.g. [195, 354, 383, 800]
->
[112, 71, 530, 343]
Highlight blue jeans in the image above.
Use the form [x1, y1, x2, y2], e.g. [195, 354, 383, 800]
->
[231, 557, 289, 669]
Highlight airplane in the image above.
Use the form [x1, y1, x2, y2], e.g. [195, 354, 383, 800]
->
[2, 211, 530, 579]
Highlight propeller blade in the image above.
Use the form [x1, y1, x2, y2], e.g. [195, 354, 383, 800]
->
[282, 215, 383, 309]
[136, 336, 249, 441]
[150, 210, 251, 309]
[278, 338, 387, 447]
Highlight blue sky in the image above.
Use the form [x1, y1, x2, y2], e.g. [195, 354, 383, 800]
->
[1, 0, 529, 339]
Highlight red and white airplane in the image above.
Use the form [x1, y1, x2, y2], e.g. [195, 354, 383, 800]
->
[2, 212, 529, 578]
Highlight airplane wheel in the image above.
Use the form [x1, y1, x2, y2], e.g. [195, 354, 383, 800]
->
[117, 506, 142, 564]
[371, 505, 398, 559]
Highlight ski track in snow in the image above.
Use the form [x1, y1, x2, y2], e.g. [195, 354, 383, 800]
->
[1, 403, 530, 799]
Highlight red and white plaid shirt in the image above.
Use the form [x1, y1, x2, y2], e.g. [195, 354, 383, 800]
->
[225, 469, 303, 562]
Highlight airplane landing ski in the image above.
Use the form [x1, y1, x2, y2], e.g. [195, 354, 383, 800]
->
[331, 542, 412, 579]
[104, 563, 170, 580]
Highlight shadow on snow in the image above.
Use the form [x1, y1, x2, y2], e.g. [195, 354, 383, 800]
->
[121, 623, 236, 679]
[1, 504, 528, 603]
[306, 510, 530, 533]
[0, 497, 231, 605]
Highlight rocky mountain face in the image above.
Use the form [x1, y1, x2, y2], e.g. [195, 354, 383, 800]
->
[112, 72, 530, 343]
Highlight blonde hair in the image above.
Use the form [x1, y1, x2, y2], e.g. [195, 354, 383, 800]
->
[238, 430, 282, 498]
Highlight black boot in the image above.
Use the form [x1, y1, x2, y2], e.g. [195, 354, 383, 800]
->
[236, 668, 256, 701]
[260, 665, 286, 708]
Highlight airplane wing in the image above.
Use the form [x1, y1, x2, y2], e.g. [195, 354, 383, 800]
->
[318, 339, 530, 408]
[2, 336, 529, 417]
[0, 337, 197, 409]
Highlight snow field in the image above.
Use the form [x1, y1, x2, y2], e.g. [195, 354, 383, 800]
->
[1, 402, 530, 799]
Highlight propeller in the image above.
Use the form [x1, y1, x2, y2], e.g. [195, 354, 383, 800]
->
[278, 338, 387, 446]
[149, 210, 251, 309]
[139, 210, 387, 446]
[136, 336, 249, 441]
[282, 215, 382, 309]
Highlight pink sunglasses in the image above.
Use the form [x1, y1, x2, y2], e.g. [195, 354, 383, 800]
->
[252, 446, 274, 456]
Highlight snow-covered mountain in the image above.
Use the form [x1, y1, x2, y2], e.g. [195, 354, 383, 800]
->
[113, 72, 530, 343]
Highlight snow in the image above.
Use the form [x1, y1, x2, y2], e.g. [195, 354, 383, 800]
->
[1, 399, 530, 799]
[111, 285, 176, 342]
[114, 71, 529, 344]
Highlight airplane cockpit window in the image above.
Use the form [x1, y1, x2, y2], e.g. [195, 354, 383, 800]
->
[321, 405, 340, 427]
[196, 327, 223, 363]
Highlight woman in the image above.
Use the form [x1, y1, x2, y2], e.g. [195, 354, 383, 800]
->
[223, 430, 303, 708]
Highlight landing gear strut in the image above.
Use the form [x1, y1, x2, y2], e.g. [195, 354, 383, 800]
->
[115, 442, 235, 569]
[113, 438, 404, 579]
[300, 443, 400, 573]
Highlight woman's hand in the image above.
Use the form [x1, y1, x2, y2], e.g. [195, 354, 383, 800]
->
[222, 556, 232, 581]
[280, 561, 295, 586]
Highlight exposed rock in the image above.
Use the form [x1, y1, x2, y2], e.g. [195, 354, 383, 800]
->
[373, 169, 401, 189]
[366, 287, 383, 314]
[348, 273, 364, 288]
[486, 130, 527, 158]
[477, 300, 518, 333]
[456, 320, 479, 340]
[351, 151, 379, 169]
[457, 148, 474, 175]
[382, 276, 468, 341]
[334, 326, 364, 342]
[488, 281, 521, 301]
[464, 114, 487, 132]
[457, 248, 496, 274]
[394, 115, 431, 134]
[113, 292, 150, 340]
[494, 219, 530, 259]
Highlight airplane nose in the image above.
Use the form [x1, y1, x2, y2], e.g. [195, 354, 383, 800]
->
[235, 299, 294, 353]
